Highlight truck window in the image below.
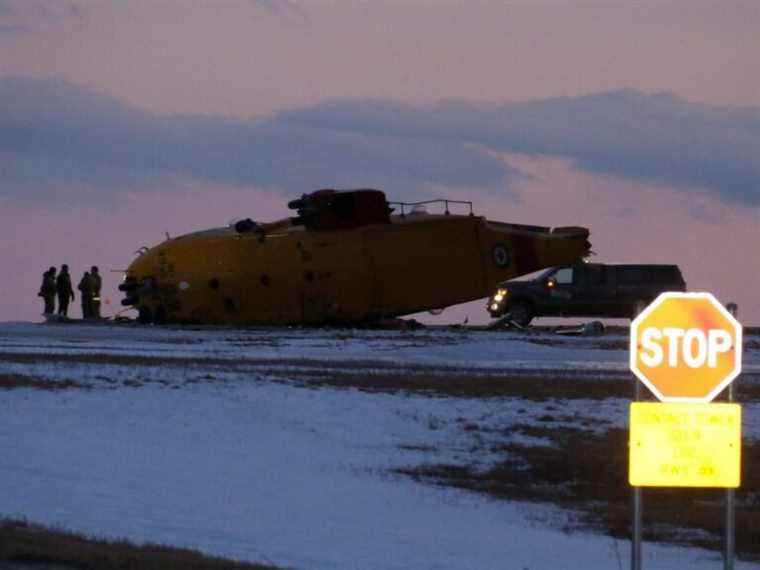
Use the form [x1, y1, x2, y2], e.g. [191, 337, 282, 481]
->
[555, 268, 573, 284]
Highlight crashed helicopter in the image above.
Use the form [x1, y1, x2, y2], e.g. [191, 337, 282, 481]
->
[119, 189, 591, 325]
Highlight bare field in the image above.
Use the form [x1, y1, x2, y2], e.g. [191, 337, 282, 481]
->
[396, 423, 760, 562]
[280, 367, 760, 561]
[0, 519, 280, 570]
[2, 322, 759, 569]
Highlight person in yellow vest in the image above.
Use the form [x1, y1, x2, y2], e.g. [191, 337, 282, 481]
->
[90, 266, 102, 318]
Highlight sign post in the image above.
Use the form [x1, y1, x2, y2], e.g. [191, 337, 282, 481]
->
[725, 381, 736, 570]
[631, 378, 643, 570]
[628, 292, 743, 569]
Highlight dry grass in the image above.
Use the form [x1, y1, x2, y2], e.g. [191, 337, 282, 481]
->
[0, 352, 230, 368]
[0, 374, 88, 391]
[0, 518, 282, 570]
[294, 370, 760, 403]
[296, 372, 634, 400]
[397, 423, 760, 561]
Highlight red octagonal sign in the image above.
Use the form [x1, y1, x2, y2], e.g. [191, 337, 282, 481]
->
[630, 292, 743, 403]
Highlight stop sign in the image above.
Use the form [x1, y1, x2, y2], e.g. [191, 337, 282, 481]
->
[630, 292, 742, 403]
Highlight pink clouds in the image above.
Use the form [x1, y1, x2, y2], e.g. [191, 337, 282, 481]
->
[1, 1, 758, 118]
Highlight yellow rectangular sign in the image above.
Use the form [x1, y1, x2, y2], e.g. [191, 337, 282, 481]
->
[629, 402, 741, 488]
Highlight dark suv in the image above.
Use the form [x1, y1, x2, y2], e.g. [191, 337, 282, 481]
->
[487, 263, 686, 326]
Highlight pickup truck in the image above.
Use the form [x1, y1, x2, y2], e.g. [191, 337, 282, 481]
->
[487, 263, 686, 326]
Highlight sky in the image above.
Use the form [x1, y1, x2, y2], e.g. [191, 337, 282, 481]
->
[0, 0, 758, 324]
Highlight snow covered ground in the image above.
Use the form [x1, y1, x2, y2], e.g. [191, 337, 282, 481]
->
[1, 322, 758, 569]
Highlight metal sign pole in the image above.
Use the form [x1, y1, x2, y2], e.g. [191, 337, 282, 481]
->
[632, 378, 643, 570]
[724, 382, 736, 570]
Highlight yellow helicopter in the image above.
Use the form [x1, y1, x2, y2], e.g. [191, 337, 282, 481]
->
[120, 189, 591, 325]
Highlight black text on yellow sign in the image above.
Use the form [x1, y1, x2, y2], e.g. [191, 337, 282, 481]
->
[629, 402, 741, 488]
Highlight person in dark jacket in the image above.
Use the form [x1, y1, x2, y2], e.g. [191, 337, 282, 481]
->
[90, 266, 102, 318]
[78, 271, 93, 319]
[56, 265, 75, 317]
[38, 267, 57, 314]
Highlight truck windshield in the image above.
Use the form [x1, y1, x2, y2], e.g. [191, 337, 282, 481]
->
[531, 268, 557, 282]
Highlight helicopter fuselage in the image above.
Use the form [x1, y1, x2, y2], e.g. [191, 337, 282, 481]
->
[122, 211, 590, 325]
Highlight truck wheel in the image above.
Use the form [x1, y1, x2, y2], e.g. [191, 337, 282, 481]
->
[509, 301, 533, 327]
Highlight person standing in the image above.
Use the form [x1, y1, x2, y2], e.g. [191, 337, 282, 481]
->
[56, 265, 75, 317]
[90, 266, 102, 319]
[78, 271, 93, 319]
[38, 267, 57, 314]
